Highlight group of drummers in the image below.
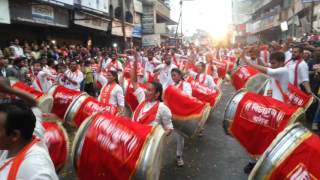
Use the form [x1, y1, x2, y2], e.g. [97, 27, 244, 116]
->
[0, 39, 319, 179]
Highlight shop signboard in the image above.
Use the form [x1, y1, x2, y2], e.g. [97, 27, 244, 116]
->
[40, 0, 74, 7]
[132, 24, 142, 38]
[32, 5, 54, 24]
[142, 5, 155, 34]
[142, 34, 161, 47]
[74, 12, 109, 31]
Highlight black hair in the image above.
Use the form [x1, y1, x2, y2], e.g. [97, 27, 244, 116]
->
[293, 46, 303, 53]
[171, 68, 184, 80]
[197, 62, 206, 69]
[151, 81, 163, 101]
[270, 52, 285, 63]
[0, 100, 36, 141]
[109, 70, 119, 84]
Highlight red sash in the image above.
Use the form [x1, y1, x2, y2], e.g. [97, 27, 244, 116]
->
[286, 59, 302, 87]
[0, 138, 40, 180]
[107, 61, 119, 71]
[263, 50, 268, 64]
[196, 74, 206, 85]
[133, 101, 159, 125]
[99, 82, 116, 105]
[275, 80, 290, 104]
[125, 81, 147, 111]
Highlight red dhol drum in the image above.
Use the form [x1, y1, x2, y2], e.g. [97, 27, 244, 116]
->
[123, 79, 148, 112]
[286, 84, 314, 109]
[11, 81, 53, 113]
[223, 90, 305, 156]
[64, 94, 118, 128]
[48, 85, 85, 119]
[249, 123, 320, 180]
[186, 77, 222, 108]
[163, 85, 211, 138]
[71, 112, 166, 180]
[42, 113, 69, 172]
[212, 60, 229, 78]
[231, 66, 268, 92]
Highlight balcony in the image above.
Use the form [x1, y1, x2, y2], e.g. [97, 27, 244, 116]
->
[143, 0, 170, 18]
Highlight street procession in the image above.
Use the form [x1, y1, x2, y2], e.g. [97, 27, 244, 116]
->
[0, 0, 320, 179]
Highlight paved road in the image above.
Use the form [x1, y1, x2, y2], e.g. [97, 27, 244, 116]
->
[160, 82, 249, 180]
[59, 82, 250, 180]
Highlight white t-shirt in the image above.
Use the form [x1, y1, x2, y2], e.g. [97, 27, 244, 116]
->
[174, 81, 192, 96]
[10, 45, 24, 58]
[285, 60, 309, 88]
[285, 50, 292, 63]
[0, 142, 58, 180]
[32, 71, 54, 93]
[103, 59, 123, 73]
[155, 63, 177, 88]
[98, 83, 125, 108]
[143, 57, 161, 74]
[260, 50, 270, 64]
[189, 71, 216, 89]
[133, 87, 174, 130]
[264, 67, 289, 102]
[63, 69, 84, 90]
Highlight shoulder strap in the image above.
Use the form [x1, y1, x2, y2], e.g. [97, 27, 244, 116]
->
[275, 80, 289, 104]
[294, 60, 302, 87]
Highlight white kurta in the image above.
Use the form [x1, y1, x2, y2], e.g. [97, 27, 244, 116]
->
[264, 67, 289, 102]
[0, 142, 58, 180]
[63, 69, 84, 90]
[285, 60, 309, 88]
[133, 87, 173, 130]
[155, 63, 177, 88]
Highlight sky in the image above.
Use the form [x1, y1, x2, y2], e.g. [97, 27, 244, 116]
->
[170, 0, 232, 37]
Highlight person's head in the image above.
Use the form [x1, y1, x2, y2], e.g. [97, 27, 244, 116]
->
[69, 60, 77, 72]
[163, 53, 172, 65]
[248, 47, 259, 60]
[171, 68, 183, 84]
[314, 48, 320, 62]
[269, 52, 285, 69]
[14, 38, 19, 46]
[292, 46, 303, 60]
[0, 55, 7, 67]
[147, 51, 154, 61]
[32, 61, 42, 75]
[84, 60, 91, 67]
[145, 82, 163, 102]
[0, 101, 36, 150]
[110, 50, 117, 61]
[196, 62, 206, 73]
[303, 50, 312, 61]
[40, 57, 48, 66]
[106, 70, 119, 84]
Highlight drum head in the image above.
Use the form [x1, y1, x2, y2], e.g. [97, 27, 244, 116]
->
[63, 94, 88, 126]
[47, 85, 58, 96]
[38, 95, 54, 113]
[249, 123, 310, 180]
[42, 118, 70, 172]
[71, 115, 94, 171]
[245, 74, 268, 93]
[133, 126, 165, 180]
[223, 89, 247, 135]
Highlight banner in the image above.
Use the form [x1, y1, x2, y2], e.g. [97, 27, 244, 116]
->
[0, 0, 10, 24]
[142, 34, 161, 47]
[74, 12, 110, 31]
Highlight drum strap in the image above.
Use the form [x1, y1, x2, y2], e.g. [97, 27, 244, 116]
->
[275, 80, 289, 104]
[0, 138, 40, 180]
[263, 50, 268, 64]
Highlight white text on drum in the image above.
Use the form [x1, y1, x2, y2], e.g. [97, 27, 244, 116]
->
[94, 117, 138, 154]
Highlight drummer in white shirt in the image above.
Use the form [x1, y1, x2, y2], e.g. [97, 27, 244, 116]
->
[170, 68, 193, 167]
[244, 51, 289, 102]
[188, 62, 216, 89]
[62, 60, 84, 91]
[154, 53, 177, 88]
[31, 61, 56, 93]
[0, 101, 58, 180]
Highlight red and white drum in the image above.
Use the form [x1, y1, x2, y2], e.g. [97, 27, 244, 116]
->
[223, 90, 305, 156]
[249, 123, 320, 179]
[213, 60, 229, 78]
[286, 84, 314, 109]
[186, 77, 222, 108]
[231, 66, 268, 92]
[163, 85, 211, 138]
[11, 81, 53, 113]
[123, 79, 148, 113]
[71, 112, 166, 180]
[64, 94, 118, 128]
[42, 113, 69, 172]
[48, 85, 85, 119]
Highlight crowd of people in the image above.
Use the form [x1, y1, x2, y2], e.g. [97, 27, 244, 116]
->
[0, 35, 319, 178]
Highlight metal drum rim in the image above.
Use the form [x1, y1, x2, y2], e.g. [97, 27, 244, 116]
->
[70, 114, 95, 172]
[38, 95, 54, 113]
[133, 125, 165, 180]
[63, 94, 88, 125]
[249, 123, 309, 180]
[222, 89, 247, 133]
[47, 85, 58, 96]
[245, 74, 268, 94]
